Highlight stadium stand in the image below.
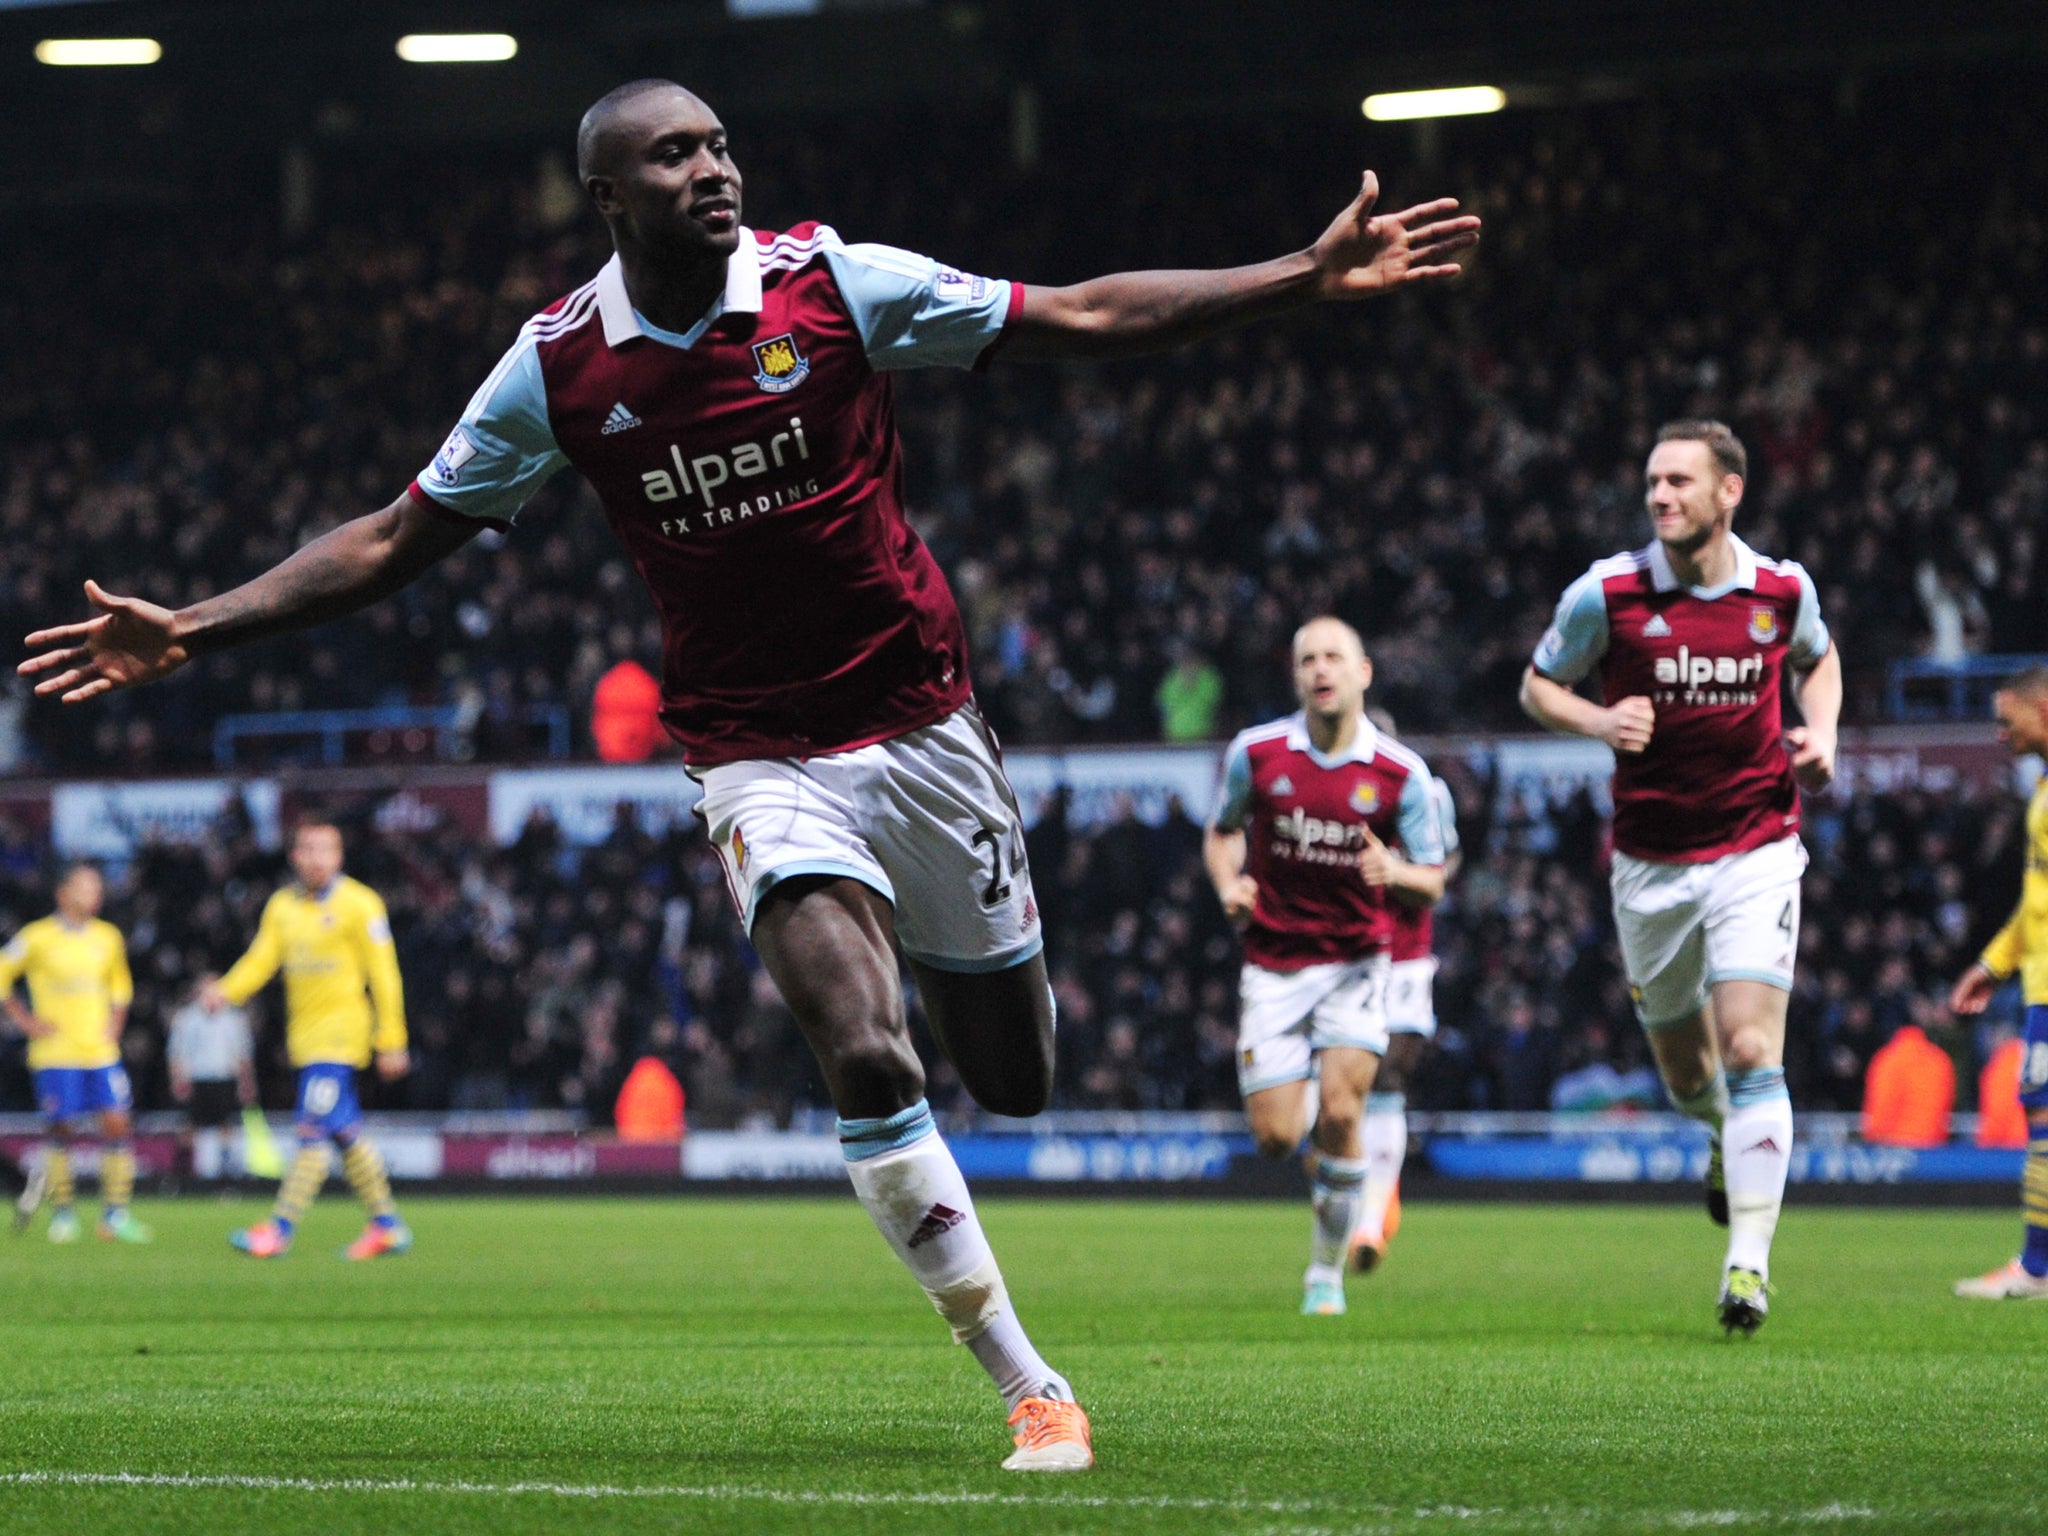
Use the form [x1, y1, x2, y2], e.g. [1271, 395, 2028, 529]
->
[0, 759, 2024, 1121]
[2, 82, 2044, 773]
[0, 79, 2041, 1121]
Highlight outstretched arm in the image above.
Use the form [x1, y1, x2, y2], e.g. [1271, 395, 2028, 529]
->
[20, 492, 480, 704]
[1003, 172, 1479, 364]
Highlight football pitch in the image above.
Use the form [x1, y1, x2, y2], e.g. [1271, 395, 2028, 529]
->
[0, 1196, 2038, 1536]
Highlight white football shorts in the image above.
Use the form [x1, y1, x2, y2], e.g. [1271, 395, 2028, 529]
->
[1609, 835, 1806, 1030]
[1236, 955, 1390, 1098]
[1385, 956, 1440, 1038]
[695, 703, 1042, 973]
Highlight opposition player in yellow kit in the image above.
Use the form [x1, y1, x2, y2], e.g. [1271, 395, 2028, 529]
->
[1951, 668, 2048, 1298]
[0, 863, 149, 1243]
[203, 822, 412, 1259]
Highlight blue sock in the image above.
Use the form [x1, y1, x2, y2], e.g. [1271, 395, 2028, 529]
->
[836, 1099, 936, 1162]
[275, 1215, 295, 1237]
[373, 1212, 398, 1229]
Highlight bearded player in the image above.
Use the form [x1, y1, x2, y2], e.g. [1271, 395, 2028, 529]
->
[1207, 618, 1445, 1316]
[18, 81, 1476, 1468]
[1521, 420, 1839, 1336]
[1350, 711, 1459, 1273]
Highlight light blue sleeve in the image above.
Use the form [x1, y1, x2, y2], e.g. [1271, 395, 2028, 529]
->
[1431, 776, 1460, 857]
[414, 332, 569, 526]
[820, 236, 1015, 372]
[1396, 772, 1447, 865]
[1210, 739, 1254, 832]
[1531, 568, 1611, 684]
[1786, 563, 1832, 669]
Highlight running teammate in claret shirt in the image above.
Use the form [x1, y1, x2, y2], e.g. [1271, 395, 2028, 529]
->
[1520, 419, 1842, 1336]
[20, 79, 1479, 1470]
[1206, 619, 1445, 1317]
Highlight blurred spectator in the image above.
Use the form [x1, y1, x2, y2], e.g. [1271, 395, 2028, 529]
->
[1978, 1033, 2030, 1149]
[591, 660, 665, 764]
[1861, 1019, 1957, 1148]
[614, 1022, 687, 1142]
[1154, 649, 1224, 743]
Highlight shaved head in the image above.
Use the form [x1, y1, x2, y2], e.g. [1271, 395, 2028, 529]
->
[1291, 615, 1364, 662]
[577, 79, 703, 182]
[574, 79, 742, 270]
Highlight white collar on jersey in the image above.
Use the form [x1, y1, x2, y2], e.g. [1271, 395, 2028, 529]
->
[596, 229, 766, 350]
[1284, 712, 1378, 768]
[1646, 533, 1759, 599]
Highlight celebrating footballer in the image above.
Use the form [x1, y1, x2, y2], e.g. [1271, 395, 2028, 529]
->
[1521, 419, 1840, 1334]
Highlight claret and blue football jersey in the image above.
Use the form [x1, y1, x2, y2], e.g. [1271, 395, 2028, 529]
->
[411, 225, 1020, 766]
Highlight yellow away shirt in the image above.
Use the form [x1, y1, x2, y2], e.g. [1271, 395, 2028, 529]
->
[1982, 775, 2048, 1006]
[0, 916, 131, 1071]
[217, 876, 406, 1068]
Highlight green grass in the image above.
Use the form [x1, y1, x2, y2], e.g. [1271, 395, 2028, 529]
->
[0, 1195, 2040, 1535]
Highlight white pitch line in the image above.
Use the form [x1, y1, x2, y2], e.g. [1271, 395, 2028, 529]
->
[0, 1472, 1887, 1528]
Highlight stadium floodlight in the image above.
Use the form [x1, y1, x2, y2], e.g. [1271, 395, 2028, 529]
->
[34, 38, 161, 66]
[1362, 86, 1506, 122]
[395, 33, 518, 63]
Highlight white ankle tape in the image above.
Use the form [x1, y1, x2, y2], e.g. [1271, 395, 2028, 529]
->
[927, 1256, 1010, 1343]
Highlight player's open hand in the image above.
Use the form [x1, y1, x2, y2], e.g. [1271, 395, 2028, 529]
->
[1787, 726, 1836, 793]
[1218, 875, 1259, 928]
[1310, 171, 1481, 300]
[1949, 962, 1998, 1016]
[1358, 825, 1401, 887]
[197, 977, 227, 1011]
[376, 1048, 411, 1082]
[1601, 696, 1656, 754]
[19, 581, 192, 703]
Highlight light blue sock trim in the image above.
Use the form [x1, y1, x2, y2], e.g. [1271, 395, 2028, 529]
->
[1313, 1154, 1368, 1189]
[837, 1099, 937, 1163]
[1726, 1066, 1789, 1108]
[1366, 1092, 1407, 1114]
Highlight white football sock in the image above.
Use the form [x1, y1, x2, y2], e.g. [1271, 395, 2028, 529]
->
[1309, 1152, 1367, 1279]
[1357, 1092, 1407, 1244]
[193, 1127, 223, 1180]
[1722, 1067, 1792, 1278]
[840, 1100, 1071, 1408]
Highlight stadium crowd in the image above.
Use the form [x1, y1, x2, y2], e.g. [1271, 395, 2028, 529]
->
[2, 82, 2045, 772]
[0, 78, 2041, 1125]
[0, 762, 2025, 1123]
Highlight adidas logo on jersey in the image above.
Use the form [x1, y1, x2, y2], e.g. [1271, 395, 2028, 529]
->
[1270, 776, 1294, 797]
[601, 402, 644, 435]
[1642, 614, 1672, 638]
[906, 1202, 967, 1249]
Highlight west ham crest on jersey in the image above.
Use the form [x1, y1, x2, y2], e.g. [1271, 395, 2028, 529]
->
[1349, 781, 1381, 815]
[751, 333, 811, 394]
[1748, 606, 1780, 644]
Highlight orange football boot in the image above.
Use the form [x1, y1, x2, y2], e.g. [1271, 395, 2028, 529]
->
[343, 1220, 413, 1261]
[230, 1219, 291, 1258]
[1002, 1396, 1094, 1472]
